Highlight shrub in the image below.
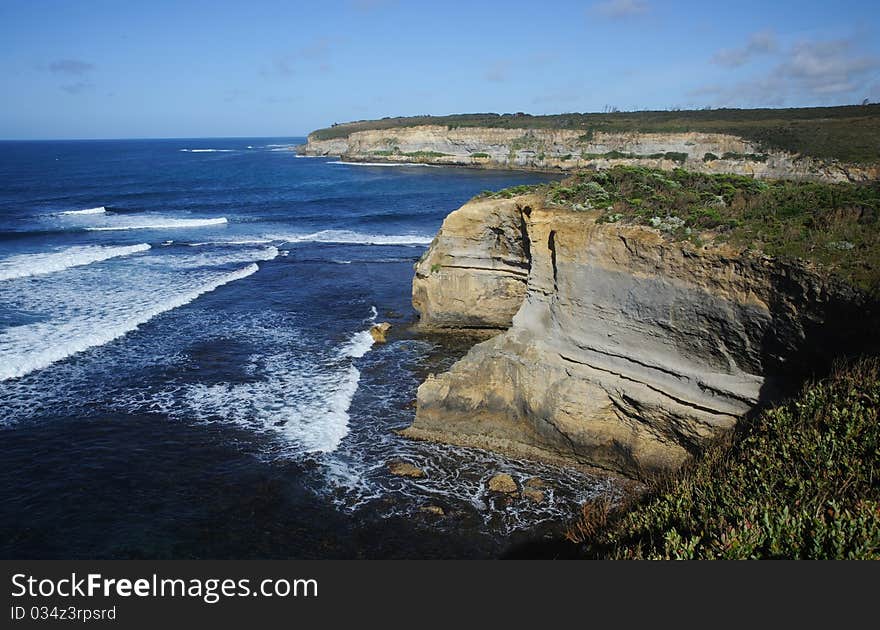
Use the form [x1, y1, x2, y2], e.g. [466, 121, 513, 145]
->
[525, 165, 880, 291]
[571, 360, 880, 559]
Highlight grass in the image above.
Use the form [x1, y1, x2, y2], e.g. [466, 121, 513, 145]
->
[370, 149, 449, 159]
[544, 166, 880, 292]
[567, 360, 880, 559]
[308, 105, 880, 164]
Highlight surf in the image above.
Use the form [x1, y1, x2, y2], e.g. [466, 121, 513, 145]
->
[0, 244, 151, 281]
[0, 263, 259, 381]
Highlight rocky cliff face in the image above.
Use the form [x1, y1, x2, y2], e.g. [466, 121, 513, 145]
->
[413, 196, 532, 330]
[299, 125, 879, 183]
[404, 195, 877, 477]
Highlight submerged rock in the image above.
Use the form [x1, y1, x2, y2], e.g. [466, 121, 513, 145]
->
[370, 322, 392, 343]
[522, 477, 547, 503]
[419, 505, 445, 516]
[487, 473, 518, 494]
[522, 487, 545, 503]
[387, 460, 425, 479]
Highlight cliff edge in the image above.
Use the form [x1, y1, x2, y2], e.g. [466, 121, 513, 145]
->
[298, 107, 880, 183]
[403, 173, 880, 477]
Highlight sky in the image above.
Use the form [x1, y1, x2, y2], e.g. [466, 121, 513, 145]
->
[1, 0, 878, 139]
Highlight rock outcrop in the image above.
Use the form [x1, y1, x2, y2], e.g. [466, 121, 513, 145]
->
[298, 125, 879, 183]
[413, 196, 533, 331]
[403, 195, 879, 477]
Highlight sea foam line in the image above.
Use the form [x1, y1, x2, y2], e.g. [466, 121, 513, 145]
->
[58, 206, 106, 216]
[277, 230, 432, 246]
[178, 325, 375, 454]
[0, 244, 151, 282]
[86, 217, 228, 231]
[0, 263, 259, 381]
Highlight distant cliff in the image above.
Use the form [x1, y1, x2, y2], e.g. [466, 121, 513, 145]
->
[298, 107, 880, 183]
[402, 171, 880, 478]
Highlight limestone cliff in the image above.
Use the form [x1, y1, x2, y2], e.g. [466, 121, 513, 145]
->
[298, 125, 879, 183]
[403, 195, 878, 477]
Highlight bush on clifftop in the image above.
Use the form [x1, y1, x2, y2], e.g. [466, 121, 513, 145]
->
[569, 360, 880, 559]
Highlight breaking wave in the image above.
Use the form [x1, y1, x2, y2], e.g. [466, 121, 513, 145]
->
[86, 217, 228, 231]
[58, 206, 106, 216]
[0, 263, 260, 381]
[0, 244, 150, 281]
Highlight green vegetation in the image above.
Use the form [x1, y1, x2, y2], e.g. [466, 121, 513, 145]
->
[470, 152, 490, 158]
[545, 166, 880, 291]
[568, 360, 880, 559]
[722, 151, 769, 162]
[703, 152, 719, 161]
[309, 105, 880, 164]
[478, 184, 546, 200]
[430, 263, 442, 274]
[370, 149, 449, 159]
[403, 150, 448, 159]
[578, 150, 689, 162]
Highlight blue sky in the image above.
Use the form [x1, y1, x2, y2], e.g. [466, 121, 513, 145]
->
[1, 0, 878, 139]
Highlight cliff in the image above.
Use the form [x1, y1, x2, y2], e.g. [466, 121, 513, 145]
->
[298, 124, 879, 183]
[402, 181, 880, 477]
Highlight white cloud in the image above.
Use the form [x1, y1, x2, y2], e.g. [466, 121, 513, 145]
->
[61, 81, 94, 95]
[695, 37, 879, 106]
[712, 31, 778, 67]
[591, 0, 649, 18]
[48, 59, 94, 76]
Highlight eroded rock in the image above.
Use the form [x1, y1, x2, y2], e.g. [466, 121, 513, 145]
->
[403, 194, 879, 478]
[487, 473, 518, 494]
[387, 460, 425, 479]
[370, 322, 392, 343]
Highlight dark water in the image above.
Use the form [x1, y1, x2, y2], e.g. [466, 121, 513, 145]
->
[0, 138, 615, 559]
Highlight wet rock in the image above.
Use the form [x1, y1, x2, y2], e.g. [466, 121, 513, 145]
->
[522, 487, 545, 503]
[420, 505, 445, 516]
[524, 477, 547, 489]
[487, 473, 518, 494]
[387, 460, 425, 479]
[370, 322, 392, 343]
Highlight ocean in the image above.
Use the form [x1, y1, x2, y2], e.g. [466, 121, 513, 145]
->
[0, 138, 614, 559]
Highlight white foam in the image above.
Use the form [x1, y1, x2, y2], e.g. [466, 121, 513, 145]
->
[176, 327, 375, 454]
[327, 160, 441, 168]
[369, 306, 378, 320]
[58, 206, 106, 216]
[339, 330, 375, 359]
[141, 246, 279, 269]
[86, 217, 228, 231]
[179, 149, 234, 153]
[186, 238, 272, 246]
[0, 263, 259, 381]
[275, 230, 432, 246]
[0, 244, 151, 281]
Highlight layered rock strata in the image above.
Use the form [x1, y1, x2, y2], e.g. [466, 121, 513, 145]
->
[404, 195, 877, 477]
[298, 126, 879, 183]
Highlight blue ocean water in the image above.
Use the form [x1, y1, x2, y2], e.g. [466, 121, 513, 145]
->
[0, 138, 614, 558]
